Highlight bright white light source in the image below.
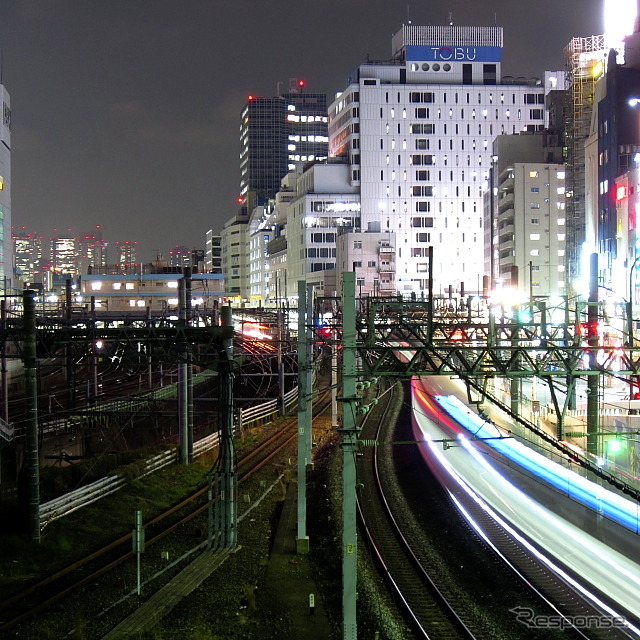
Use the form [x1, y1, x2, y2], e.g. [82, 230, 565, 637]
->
[604, 0, 637, 47]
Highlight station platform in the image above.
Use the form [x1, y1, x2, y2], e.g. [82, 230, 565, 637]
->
[101, 480, 333, 639]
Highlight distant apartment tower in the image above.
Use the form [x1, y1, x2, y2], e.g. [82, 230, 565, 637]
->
[114, 240, 139, 273]
[239, 82, 329, 212]
[12, 227, 44, 284]
[168, 245, 192, 269]
[205, 230, 222, 274]
[328, 24, 555, 296]
[221, 208, 250, 300]
[50, 233, 79, 276]
[79, 226, 107, 275]
[0, 85, 10, 292]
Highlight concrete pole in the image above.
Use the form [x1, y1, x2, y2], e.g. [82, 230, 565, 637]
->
[305, 283, 314, 458]
[177, 279, 189, 464]
[587, 253, 600, 455]
[184, 268, 194, 461]
[23, 290, 40, 543]
[340, 272, 358, 640]
[296, 281, 310, 553]
[1, 300, 8, 423]
[210, 304, 237, 549]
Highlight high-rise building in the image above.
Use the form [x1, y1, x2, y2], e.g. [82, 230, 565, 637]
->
[12, 227, 44, 285]
[564, 34, 607, 290]
[205, 230, 222, 274]
[168, 245, 192, 269]
[239, 82, 328, 212]
[487, 133, 566, 298]
[0, 86, 10, 293]
[328, 24, 555, 296]
[114, 240, 139, 274]
[50, 232, 79, 276]
[79, 226, 108, 275]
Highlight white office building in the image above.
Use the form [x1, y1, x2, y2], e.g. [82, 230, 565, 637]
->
[285, 161, 359, 299]
[328, 24, 558, 296]
[487, 134, 566, 298]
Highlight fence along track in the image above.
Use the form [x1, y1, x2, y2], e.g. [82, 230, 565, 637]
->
[0, 390, 330, 634]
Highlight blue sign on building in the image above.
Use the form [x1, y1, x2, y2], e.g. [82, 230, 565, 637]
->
[406, 45, 502, 63]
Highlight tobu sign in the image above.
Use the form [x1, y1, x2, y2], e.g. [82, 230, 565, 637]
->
[406, 45, 502, 63]
[432, 47, 478, 60]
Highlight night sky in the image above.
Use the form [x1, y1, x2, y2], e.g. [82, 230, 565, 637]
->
[1, 1, 604, 263]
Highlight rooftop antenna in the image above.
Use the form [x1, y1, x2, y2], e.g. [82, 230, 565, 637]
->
[407, 4, 411, 24]
[448, 12, 454, 26]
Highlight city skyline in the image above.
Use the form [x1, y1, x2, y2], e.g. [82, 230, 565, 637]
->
[0, 1, 604, 263]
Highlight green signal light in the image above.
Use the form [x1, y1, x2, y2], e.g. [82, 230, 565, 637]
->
[607, 438, 625, 454]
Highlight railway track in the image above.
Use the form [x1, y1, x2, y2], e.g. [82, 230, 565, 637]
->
[357, 380, 479, 639]
[357, 379, 636, 640]
[0, 390, 331, 635]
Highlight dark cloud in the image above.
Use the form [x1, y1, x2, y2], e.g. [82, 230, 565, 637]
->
[0, 0, 604, 261]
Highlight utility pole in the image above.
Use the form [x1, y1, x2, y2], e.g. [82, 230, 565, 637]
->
[587, 252, 600, 455]
[209, 305, 237, 549]
[177, 278, 189, 464]
[23, 289, 40, 543]
[296, 281, 311, 553]
[339, 272, 358, 640]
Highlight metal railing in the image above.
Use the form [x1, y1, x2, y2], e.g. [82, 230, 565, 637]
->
[37, 384, 301, 526]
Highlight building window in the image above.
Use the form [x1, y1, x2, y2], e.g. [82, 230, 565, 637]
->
[410, 92, 435, 103]
[352, 261, 362, 269]
[412, 216, 434, 227]
[410, 123, 435, 134]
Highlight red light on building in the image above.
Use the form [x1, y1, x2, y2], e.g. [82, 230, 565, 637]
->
[298, 79, 305, 88]
[236, 196, 245, 204]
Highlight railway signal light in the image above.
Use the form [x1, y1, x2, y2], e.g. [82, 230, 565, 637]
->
[606, 437, 625, 454]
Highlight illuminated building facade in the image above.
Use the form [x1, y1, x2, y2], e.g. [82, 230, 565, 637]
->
[79, 226, 108, 275]
[12, 228, 44, 284]
[50, 233, 79, 277]
[114, 240, 139, 274]
[329, 24, 556, 296]
[487, 134, 566, 298]
[79, 272, 224, 313]
[239, 83, 328, 213]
